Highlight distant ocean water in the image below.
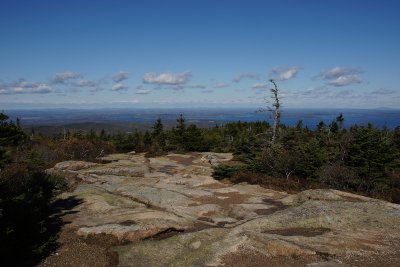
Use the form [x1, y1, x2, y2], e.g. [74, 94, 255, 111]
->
[5, 108, 400, 129]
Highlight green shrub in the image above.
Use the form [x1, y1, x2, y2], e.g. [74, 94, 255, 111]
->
[211, 164, 247, 180]
[0, 168, 67, 265]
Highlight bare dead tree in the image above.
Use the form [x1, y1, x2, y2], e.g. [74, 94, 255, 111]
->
[256, 79, 282, 145]
[269, 79, 281, 145]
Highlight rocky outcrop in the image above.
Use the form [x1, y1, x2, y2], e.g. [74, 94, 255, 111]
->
[44, 152, 400, 267]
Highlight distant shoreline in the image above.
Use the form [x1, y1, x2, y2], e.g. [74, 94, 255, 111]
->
[4, 108, 399, 132]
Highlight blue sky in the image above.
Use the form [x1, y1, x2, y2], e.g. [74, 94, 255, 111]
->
[1, 0, 399, 109]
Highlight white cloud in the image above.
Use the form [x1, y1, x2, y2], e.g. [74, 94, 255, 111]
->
[136, 89, 152, 95]
[111, 83, 128, 91]
[52, 71, 81, 83]
[143, 71, 191, 85]
[0, 80, 53, 94]
[319, 67, 363, 87]
[327, 75, 362, 87]
[213, 83, 230, 88]
[75, 79, 97, 88]
[233, 73, 260, 83]
[75, 80, 95, 87]
[113, 71, 129, 82]
[251, 83, 268, 89]
[270, 67, 301, 81]
[320, 67, 361, 79]
[73, 79, 104, 92]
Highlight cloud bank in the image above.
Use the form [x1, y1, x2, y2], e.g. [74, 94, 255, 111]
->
[111, 83, 128, 91]
[270, 67, 301, 81]
[320, 67, 363, 87]
[52, 71, 81, 83]
[143, 71, 191, 85]
[251, 83, 268, 89]
[136, 89, 152, 95]
[113, 71, 130, 82]
[213, 83, 230, 88]
[0, 80, 53, 94]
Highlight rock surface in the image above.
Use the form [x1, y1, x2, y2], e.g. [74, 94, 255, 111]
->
[41, 152, 400, 267]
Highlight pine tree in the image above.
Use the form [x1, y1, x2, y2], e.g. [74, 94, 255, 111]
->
[152, 118, 166, 150]
[143, 131, 152, 147]
[173, 114, 186, 151]
[347, 123, 395, 180]
[152, 118, 164, 137]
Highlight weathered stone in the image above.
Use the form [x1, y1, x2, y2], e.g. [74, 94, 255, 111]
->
[48, 152, 400, 266]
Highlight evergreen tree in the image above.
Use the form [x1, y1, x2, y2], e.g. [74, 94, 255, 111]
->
[0, 112, 27, 146]
[152, 118, 164, 137]
[347, 123, 395, 181]
[297, 139, 329, 180]
[152, 118, 166, 149]
[184, 124, 206, 151]
[173, 114, 186, 151]
[100, 128, 106, 140]
[143, 131, 152, 147]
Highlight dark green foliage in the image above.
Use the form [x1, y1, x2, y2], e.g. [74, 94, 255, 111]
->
[183, 124, 208, 151]
[391, 126, 400, 150]
[256, 144, 300, 180]
[0, 112, 27, 146]
[170, 114, 186, 151]
[211, 164, 248, 180]
[347, 124, 395, 178]
[344, 124, 399, 195]
[211, 114, 400, 203]
[297, 139, 329, 180]
[152, 118, 166, 150]
[0, 146, 11, 169]
[143, 131, 152, 147]
[0, 112, 68, 265]
[0, 168, 66, 265]
[152, 118, 164, 137]
[112, 132, 140, 152]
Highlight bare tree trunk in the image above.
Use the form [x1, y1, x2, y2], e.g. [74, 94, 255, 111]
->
[269, 79, 281, 145]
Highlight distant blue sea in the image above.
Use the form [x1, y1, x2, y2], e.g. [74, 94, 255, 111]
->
[4, 108, 400, 129]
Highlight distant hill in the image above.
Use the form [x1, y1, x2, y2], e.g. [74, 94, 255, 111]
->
[4, 108, 400, 136]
